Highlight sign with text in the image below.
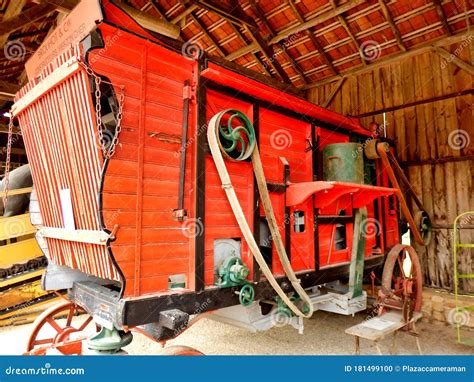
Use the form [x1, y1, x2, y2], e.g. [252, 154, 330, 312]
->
[25, 0, 103, 79]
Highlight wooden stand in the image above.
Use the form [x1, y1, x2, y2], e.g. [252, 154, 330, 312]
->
[345, 311, 423, 355]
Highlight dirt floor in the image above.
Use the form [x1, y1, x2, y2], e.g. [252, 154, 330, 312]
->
[0, 309, 472, 355]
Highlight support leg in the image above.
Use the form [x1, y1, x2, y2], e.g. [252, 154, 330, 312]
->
[374, 341, 383, 355]
[355, 336, 360, 355]
[390, 331, 398, 355]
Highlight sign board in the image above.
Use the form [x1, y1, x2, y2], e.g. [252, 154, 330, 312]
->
[25, 0, 103, 79]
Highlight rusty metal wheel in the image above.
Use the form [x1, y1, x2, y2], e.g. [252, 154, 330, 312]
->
[378, 244, 423, 321]
[26, 299, 98, 355]
[160, 345, 204, 356]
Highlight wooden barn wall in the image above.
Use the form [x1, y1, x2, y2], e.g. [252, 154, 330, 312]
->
[307, 41, 473, 293]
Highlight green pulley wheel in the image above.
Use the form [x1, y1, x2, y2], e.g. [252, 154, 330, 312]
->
[213, 109, 256, 162]
[239, 284, 255, 306]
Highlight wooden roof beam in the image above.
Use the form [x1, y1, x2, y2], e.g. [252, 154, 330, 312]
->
[226, 43, 258, 61]
[329, 0, 368, 65]
[287, 0, 338, 75]
[111, 0, 180, 39]
[304, 31, 471, 89]
[245, 26, 293, 83]
[378, 0, 406, 51]
[189, 12, 226, 56]
[0, 3, 57, 36]
[36, 0, 79, 13]
[269, 0, 366, 45]
[171, 4, 198, 24]
[148, 1, 168, 19]
[228, 24, 274, 79]
[433, 0, 452, 36]
[189, 0, 258, 29]
[0, 80, 20, 96]
[433, 46, 474, 76]
[0, 0, 27, 47]
[248, 0, 308, 84]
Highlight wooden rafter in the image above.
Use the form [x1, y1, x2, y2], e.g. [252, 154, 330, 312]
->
[147, 1, 167, 19]
[189, 12, 226, 56]
[0, 80, 20, 95]
[322, 77, 346, 108]
[329, 0, 368, 65]
[433, 46, 474, 76]
[244, 26, 292, 83]
[0, 3, 57, 36]
[269, 0, 366, 45]
[112, 0, 180, 39]
[228, 23, 274, 78]
[36, 0, 79, 12]
[225, 43, 257, 61]
[378, 0, 406, 51]
[433, 0, 452, 36]
[287, 0, 338, 76]
[171, 4, 198, 24]
[0, 0, 27, 48]
[188, 0, 257, 29]
[304, 31, 471, 89]
[247, 0, 308, 84]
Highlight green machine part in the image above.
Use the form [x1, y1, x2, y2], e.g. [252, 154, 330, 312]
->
[216, 256, 250, 288]
[322, 143, 364, 184]
[348, 207, 367, 298]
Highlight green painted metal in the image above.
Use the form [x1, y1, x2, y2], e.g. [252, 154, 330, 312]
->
[216, 109, 256, 161]
[323, 143, 364, 184]
[216, 256, 250, 287]
[87, 327, 133, 354]
[348, 207, 367, 298]
[239, 284, 255, 306]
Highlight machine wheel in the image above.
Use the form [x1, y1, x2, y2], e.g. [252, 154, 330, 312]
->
[26, 299, 98, 355]
[160, 345, 204, 355]
[378, 244, 423, 321]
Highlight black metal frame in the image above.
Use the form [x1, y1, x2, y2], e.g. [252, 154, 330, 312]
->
[68, 254, 385, 328]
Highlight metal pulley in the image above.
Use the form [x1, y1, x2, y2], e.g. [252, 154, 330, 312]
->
[217, 256, 250, 287]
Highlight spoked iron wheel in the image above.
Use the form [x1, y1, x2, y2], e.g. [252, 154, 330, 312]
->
[160, 345, 204, 356]
[26, 299, 99, 355]
[378, 244, 423, 321]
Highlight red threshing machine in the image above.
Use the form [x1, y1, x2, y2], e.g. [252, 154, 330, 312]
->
[8, 0, 431, 355]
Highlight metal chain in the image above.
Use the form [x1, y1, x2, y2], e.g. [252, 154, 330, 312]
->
[3, 114, 14, 208]
[80, 61, 124, 159]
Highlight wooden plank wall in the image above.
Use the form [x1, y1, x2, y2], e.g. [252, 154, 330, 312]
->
[307, 41, 473, 293]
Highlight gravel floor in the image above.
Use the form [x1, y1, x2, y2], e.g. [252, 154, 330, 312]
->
[1, 309, 472, 355]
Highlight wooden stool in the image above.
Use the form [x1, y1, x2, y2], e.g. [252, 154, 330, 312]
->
[345, 311, 423, 355]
